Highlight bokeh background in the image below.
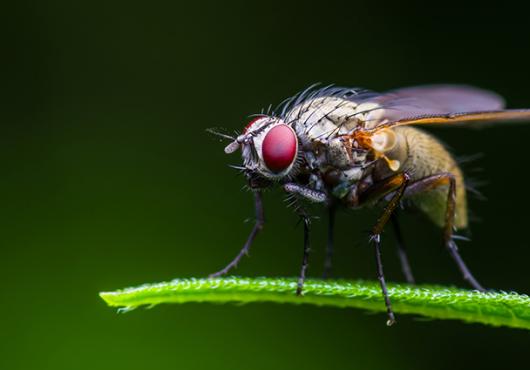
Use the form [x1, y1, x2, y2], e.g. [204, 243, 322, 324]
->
[2, 1, 529, 369]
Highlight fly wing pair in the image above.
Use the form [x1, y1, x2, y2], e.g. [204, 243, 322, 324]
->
[352, 85, 530, 130]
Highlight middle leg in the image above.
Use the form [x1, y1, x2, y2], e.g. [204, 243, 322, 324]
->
[359, 172, 411, 326]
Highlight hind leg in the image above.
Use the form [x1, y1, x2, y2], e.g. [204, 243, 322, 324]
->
[404, 173, 485, 291]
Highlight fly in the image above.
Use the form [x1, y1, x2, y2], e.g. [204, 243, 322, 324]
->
[209, 84, 530, 325]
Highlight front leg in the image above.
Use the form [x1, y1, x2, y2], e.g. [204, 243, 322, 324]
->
[209, 191, 264, 277]
[283, 183, 328, 203]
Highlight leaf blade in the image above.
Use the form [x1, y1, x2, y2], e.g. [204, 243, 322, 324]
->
[99, 277, 530, 330]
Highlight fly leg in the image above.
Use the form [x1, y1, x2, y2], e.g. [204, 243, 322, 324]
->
[283, 183, 329, 294]
[391, 214, 415, 284]
[297, 214, 311, 295]
[322, 205, 335, 279]
[359, 172, 411, 326]
[283, 183, 328, 203]
[209, 191, 264, 278]
[404, 173, 485, 291]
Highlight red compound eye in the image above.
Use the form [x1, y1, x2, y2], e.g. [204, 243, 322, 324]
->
[262, 124, 298, 173]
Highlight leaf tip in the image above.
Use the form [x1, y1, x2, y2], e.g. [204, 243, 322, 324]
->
[99, 291, 119, 306]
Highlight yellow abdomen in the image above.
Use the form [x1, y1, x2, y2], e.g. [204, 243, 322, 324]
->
[392, 127, 468, 229]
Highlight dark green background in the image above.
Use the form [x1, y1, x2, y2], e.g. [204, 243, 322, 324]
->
[2, 2, 529, 369]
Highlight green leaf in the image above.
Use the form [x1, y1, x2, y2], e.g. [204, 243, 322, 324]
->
[100, 277, 530, 329]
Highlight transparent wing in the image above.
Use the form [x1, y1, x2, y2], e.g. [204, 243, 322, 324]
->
[376, 109, 530, 130]
[359, 84, 512, 126]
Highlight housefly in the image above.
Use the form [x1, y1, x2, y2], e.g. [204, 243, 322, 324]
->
[209, 84, 530, 325]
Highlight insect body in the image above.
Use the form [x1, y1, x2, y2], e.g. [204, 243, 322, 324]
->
[211, 84, 530, 325]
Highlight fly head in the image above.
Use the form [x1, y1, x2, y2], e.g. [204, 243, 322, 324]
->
[223, 116, 304, 189]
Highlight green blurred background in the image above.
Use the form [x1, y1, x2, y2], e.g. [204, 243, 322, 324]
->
[2, 1, 529, 369]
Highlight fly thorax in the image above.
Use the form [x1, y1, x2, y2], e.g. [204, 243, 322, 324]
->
[325, 166, 365, 199]
[354, 102, 387, 129]
[289, 97, 362, 142]
[321, 135, 369, 169]
[320, 141, 368, 199]
[342, 167, 363, 182]
[326, 138, 352, 169]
